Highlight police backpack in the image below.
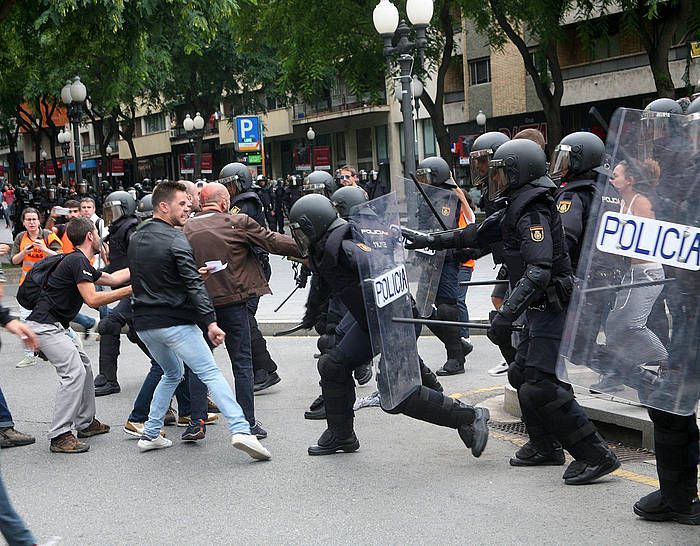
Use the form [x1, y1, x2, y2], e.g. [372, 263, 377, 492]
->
[16, 254, 66, 310]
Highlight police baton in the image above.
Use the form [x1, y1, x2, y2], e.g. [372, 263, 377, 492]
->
[273, 286, 299, 312]
[392, 317, 525, 331]
[409, 173, 449, 231]
[582, 277, 676, 294]
[273, 323, 308, 337]
[458, 279, 510, 287]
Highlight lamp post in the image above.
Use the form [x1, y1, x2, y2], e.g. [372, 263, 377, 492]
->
[476, 110, 487, 133]
[60, 76, 87, 188]
[58, 129, 71, 186]
[374, 0, 433, 214]
[183, 112, 205, 180]
[306, 126, 315, 172]
[106, 144, 113, 188]
[41, 150, 47, 184]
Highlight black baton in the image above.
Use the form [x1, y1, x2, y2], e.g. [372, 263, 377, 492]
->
[582, 277, 675, 294]
[392, 317, 524, 331]
[458, 279, 510, 287]
[409, 174, 449, 230]
[273, 323, 308, 337]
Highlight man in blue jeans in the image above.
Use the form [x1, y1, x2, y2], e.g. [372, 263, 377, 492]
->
[127, 180, 270, 460]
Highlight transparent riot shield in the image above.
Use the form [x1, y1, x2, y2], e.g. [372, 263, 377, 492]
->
[397, 177, 459, 317]
[351, 192, 422, 410]
[557, 108, 700, 415]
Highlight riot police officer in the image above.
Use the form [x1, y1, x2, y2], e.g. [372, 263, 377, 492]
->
[414, 156, 471, 375]
[404, 139, 621, 484]
[289, 194, 489, 457]
[256, 175, 276, 229]
[93, 191, 138, 395]
[218, 162, 280, 391]
[302, 170, 339, 197]
[273, 179, 286, 233]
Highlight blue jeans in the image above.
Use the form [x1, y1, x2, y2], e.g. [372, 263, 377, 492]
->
[215, 303, 255, 426]
[457, 266, 473, 338]
[0, 388, 13, 429]
[137, 324, 250, 439]
[128, 362, 202, 423]
[72, 312, 96, 330]
[0, 468, 35, 545]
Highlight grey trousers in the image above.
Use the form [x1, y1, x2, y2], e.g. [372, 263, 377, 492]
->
[26, 321, 95, 439]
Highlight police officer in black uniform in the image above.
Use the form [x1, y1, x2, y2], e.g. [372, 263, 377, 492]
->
[256, 174, 276, 229]
[288, 194, 490, 457]
[633, 96, 700, 525]
[93, 191, 139, 395]
[404, 139, 620, 484]
[218, 162, 280, 391]
[273, 179, 286, 233]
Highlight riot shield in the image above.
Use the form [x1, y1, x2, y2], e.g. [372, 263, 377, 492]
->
[397, 177, 459, 316]
[557, 108, 700, 415]
[351, 192, 422, 410]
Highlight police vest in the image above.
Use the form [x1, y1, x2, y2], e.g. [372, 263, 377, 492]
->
[502, 185, 571, 286]
[104, 215, 138, 273]
[18, 230, 62, 285]
[231, 192, 266, 229]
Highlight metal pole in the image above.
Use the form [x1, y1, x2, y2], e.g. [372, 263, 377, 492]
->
[72, 104, 83, 186]
[399, 54, 417, 218]
[194, 131, 202, 180]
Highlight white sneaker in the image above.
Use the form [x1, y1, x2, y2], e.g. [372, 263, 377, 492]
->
[16, 355, 38, 368]
[488, 362, 510, 376]
[137, 435, 172, 451]
[231, 433, 271, 461]
[354, 390, 381, 411]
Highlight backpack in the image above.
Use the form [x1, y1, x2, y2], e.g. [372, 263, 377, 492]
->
[16, 254, 66, 310]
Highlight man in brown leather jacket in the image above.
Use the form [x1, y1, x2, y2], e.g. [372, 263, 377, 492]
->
[183, 182, 302, 439]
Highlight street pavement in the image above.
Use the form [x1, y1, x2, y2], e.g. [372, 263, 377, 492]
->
[0, 333, 696, 545]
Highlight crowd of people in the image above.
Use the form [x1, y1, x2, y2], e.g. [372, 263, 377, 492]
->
[0, 97, 697, 544]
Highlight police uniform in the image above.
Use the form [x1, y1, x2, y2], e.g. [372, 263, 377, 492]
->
[273, 183, 286, 233]
[307, 220, 485, 456]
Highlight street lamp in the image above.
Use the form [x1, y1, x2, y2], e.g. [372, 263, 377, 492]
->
[106, 144, 113, 188]
[41, 150, 47, 184]
[374, 0, 433, 213]
[306, 126, 315, 171]
[58, 129, 71, 186]
[183, 112, 205, 180]
[61, 76, 87, 189]
[476, 110, 487, 133]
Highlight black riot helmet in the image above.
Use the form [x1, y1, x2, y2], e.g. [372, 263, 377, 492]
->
[136, 193, 153, 222]
[77, 179, 88, 195]
[549, 131, 605, 183]
[488, 139, 548, 200]
[470, 132, 510, 187]
[303, 170, 338, 197]
[218, 162, 253, 195]
[103, 190, 137, 226]
[288, 194, 346, 256]
[416, 156, 456, 188]
[330, 185, 368, 219]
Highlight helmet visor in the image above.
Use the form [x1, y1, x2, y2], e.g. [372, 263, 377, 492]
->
[102, 201, 124, 226]
[487, 159, 509, 201]
[469, 149, 491, 187]
[415, 167, 433, 186]
[302, 183, 326, 196]
[218, 174, 243, 195]
[289, 222, 311, 257]
[548, 144, 571, 180]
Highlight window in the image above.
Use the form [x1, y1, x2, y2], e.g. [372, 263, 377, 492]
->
[468, 58, 491, 86]
[334, 132, 346, 164]
[356, 127, 373, 163]
[375, 125, 388, 162]
[422, 120, 436, 158]
[144, 114, 166, 134]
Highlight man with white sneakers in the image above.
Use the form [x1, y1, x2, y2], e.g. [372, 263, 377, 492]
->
[127, 180, 270, 460]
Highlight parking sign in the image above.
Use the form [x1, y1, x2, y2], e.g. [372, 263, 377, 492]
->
[235, 116, 261, 152]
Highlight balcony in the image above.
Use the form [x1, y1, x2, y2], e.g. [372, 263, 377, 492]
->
[169, 124, 219, 141]
[561, 45, 687, 80]
[292, 92, 388, 122]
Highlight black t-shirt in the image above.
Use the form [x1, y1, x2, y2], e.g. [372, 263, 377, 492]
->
[28, 250, 102, 327]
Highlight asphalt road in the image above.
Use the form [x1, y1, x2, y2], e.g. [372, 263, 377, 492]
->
[0, 333, 696, 545]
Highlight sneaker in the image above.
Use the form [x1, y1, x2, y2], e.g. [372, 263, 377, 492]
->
[50, 432, 89, 453]
[436, 359, 465, 376]
[250, 422, 268, 440]
[634, 491, 700, 525]
[353, 363, 373, 386]
[488, 362, 509, 376]
[181, 419, 206, 441]
[16, 355, 38, 368]
[304, 395, 326, 420]
[94, 381, 120, 397]
[137, 434, 173, 452]
[0, 427, 36, 448]
[207, 397, 220, 413]
[124, 421, 165, 438]
[177, 413, 219, 427]
[77, 418, 110, 438]
[563, 450, 621, 485]
[461, 337, 474, 357]
[164, 406, 177, 426]
[458, 407, 490, 458]
[354, 391, 381, 410]
[231, 433, 271, 460]
[37, 536, 62, 546]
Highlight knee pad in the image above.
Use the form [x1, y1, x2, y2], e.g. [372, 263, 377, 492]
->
[507, 363, 526, 390]
[317, 333, 336, 354]
[317, 349, 350, 382]
[382, 385, 424, 415]
[97, 317, 122, 336]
